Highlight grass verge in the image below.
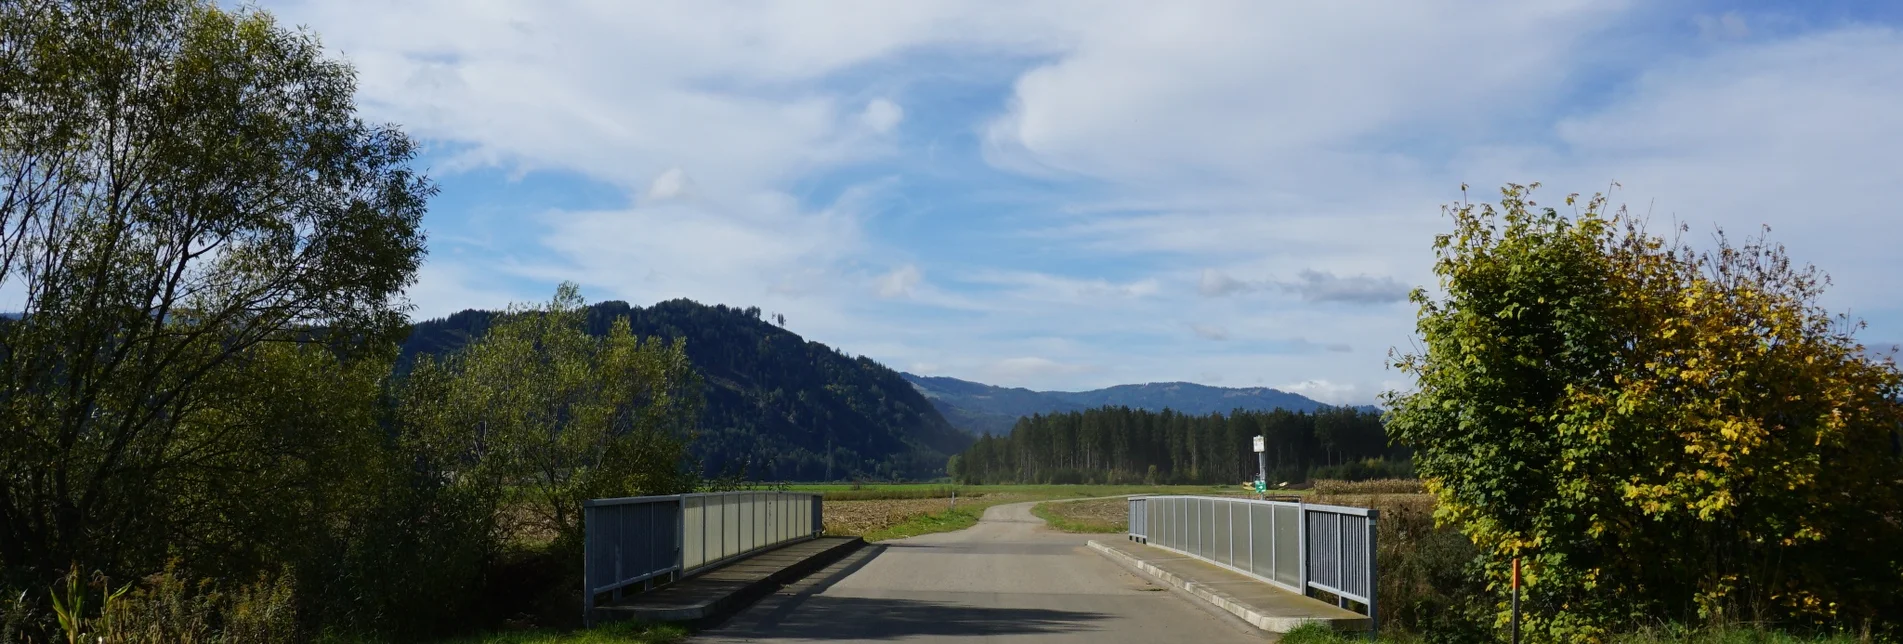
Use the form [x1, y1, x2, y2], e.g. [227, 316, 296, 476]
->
[861, 505, 987, 541]
[420, 619, 685, 644]
[1031, 498, 1126, 533]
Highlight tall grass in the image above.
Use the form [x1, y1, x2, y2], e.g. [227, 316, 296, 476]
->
[6, 563, 299, 644]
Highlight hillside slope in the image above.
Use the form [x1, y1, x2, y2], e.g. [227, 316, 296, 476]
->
[403, 300, 970, 481]
[903, 373, 1345, 435]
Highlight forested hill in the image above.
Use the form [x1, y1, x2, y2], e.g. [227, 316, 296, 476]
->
[902, 373, 1351, 435]
[402, 300, 972, 481]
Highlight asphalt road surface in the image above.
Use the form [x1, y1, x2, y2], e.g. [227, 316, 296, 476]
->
[694, 500, 1268, 643]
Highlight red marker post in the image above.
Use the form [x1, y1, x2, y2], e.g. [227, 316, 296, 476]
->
[1510, 557, 1522, 644]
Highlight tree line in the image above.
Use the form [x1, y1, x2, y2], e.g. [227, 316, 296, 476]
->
[949, 406, 1403, 485]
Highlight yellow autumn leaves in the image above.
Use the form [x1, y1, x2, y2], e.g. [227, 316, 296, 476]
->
[1385, 183, 1903, 641]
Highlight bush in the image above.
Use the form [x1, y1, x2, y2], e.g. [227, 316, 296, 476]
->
[1386, 184, 1903, 640]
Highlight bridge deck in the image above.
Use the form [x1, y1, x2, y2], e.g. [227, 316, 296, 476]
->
[695, 500, 1273, 643]
[594, 536, 863, 625]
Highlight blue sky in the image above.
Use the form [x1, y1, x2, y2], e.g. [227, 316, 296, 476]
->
[263, 0, 1903, 404]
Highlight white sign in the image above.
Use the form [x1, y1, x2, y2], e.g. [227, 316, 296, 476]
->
[1252, 435, 1265, 453]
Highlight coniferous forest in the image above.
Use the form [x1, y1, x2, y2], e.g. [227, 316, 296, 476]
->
[950, 406, 1403, 485]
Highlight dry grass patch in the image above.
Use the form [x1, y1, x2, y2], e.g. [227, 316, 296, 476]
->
[823, 494, 1040, 539]
[1310, 479, 1426, 495]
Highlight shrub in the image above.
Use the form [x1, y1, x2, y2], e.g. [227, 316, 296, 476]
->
[1386, 184, 1903, 640]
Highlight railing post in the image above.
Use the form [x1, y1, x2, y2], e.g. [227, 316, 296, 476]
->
[1297, 499, 1309, 596]
[1368, 512, 1380, 635]
[582, 503, 594, 628]
[1338, 514, 1348, 608]
[676, 495, 687, 580]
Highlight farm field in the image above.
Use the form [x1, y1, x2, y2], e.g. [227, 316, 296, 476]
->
[809, 483, 1256, 541]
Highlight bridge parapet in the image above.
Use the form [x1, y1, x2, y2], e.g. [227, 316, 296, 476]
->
[1127, 495, 1378, 631]
[582, 491, 822, 626]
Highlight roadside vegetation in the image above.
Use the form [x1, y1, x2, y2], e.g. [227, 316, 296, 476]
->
[0, 3, 703, 641]
[422, 620, 684, 644]
[1282, 622, 1873, 644]
[1031, 498, 1128, 533]
[1382, 185, 1901, 640]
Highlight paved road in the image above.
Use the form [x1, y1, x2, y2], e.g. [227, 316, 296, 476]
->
[694, 500, 1267, 643]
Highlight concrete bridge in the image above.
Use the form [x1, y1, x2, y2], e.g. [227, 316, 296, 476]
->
[688, 499, 1364, 643]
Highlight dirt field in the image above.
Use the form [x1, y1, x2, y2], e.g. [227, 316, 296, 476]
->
[822, 493, 1038, 537]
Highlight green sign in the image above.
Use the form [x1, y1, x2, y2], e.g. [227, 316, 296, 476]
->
[1253, 480, 1267, 493]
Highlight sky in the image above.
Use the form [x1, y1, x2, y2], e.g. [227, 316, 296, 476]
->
[259, 0, 1903, 405]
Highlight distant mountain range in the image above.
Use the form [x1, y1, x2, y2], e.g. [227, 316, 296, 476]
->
[398, 297, 1378, 481]
[902, 373, 1368, 436]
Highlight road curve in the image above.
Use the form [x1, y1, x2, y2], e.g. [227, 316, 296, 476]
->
[693, 499, 1267, 643]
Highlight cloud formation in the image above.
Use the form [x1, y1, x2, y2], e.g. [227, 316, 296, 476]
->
[259, 1, 1903, 401]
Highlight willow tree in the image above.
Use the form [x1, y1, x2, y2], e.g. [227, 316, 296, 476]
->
[0, 0, 429, 585]
[1385, 184, 1903, 640]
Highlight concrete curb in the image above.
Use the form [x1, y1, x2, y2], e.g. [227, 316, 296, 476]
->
[1087, 540, 1367, 633]
[595, 536, 865, 628]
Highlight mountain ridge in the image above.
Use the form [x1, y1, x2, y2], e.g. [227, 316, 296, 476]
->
[401, 300, 971, 481]
[903, 372, 1371, 435]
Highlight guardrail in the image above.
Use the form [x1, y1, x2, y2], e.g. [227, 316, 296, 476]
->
[582, 490, 822, 626]
[1128, 495, 1377, 631]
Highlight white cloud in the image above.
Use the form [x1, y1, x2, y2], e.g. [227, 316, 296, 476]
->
[861, 99, 904, 135]
[1694, 12, 1749, 41]
[875, 264, 922, 298]
[971, 270, 1161, 305]
[1190, 324, 1229, 341]
[1197, 268, 1409, 304]
[983, 356, 1099, 386]
[1281, 379, 1370, 406]
[645, 167, 693, 201]
[256, 1, 1903, 404]
[1199, 269, 1258, 297]
[1283, 270, 1410, 304]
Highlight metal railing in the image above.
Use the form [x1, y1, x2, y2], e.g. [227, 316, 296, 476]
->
[1128, 495, 1378, 630]
[582, 490, 822, 625]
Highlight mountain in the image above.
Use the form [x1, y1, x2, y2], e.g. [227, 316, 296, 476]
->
[902, 373, 1355, 435]
[402, 300, 971, 481]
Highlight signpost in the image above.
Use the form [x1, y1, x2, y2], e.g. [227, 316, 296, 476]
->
[1252, 435, 1267, 500]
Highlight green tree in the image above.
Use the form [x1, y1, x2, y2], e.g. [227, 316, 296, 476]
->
[398, 284, 703, 552]
[0, 0, 428, 589]
[1385, 184, 1903, 640]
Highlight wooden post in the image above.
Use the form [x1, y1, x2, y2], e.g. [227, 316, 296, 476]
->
[1511, 557, 1521, 644]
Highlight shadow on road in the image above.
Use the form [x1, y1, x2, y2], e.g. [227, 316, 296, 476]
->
[704, 544, 1111, 640]
[711, 595, 1111, 640]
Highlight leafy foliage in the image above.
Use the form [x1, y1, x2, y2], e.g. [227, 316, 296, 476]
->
[402, 299, 970, 481]
[1385, 184, 1903, 640]
[953, 406, 1395, 484]
[0, 0, 428, 620]
[397, 283, 703, 553]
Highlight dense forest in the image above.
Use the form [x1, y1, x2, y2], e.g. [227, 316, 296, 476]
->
[951, 406, 1401, 485]
[404, 299, 973, 481]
